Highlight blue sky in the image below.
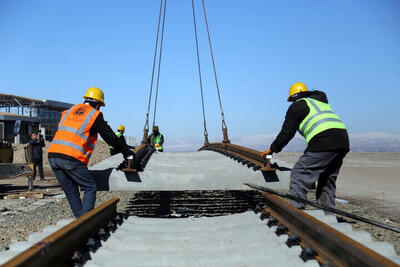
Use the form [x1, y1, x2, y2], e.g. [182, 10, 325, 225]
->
[1, 0, 399, 147]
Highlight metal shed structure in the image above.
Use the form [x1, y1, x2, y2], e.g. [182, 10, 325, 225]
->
[0, 93, 72, 142]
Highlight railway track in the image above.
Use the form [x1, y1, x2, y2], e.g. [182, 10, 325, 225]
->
[1, 189, 399, 267]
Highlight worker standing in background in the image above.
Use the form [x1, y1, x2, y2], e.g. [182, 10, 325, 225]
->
[261, 82, 349, 210]
[149, 125, 164, 152]
[48, 87, 135, 218]
[109, 125, 135, 156]
[29, 132, 46, 181]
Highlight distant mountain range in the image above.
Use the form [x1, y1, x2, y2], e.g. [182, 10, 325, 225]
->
[167, 133, 400, 152]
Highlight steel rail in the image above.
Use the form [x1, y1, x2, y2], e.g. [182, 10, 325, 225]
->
[2, 198, 119, 267]
[199, 142, 276, 171]
[246, 183, 400, 233]
[255, 191, 398, 267]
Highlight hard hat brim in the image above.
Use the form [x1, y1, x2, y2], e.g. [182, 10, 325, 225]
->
[83, 96, 105, 106]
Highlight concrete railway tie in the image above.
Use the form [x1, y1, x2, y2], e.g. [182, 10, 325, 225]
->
[1, 205, 399, 266]
[85, 212, 319, 267]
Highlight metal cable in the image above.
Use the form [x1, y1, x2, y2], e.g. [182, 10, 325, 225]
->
[152, 0, 167, 129]
[191, 0, 208, 137]
[144, 0, 163, 130]
[200, 0, 227, 129]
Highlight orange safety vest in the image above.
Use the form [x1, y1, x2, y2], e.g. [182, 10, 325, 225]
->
[48, 104, 101, 165]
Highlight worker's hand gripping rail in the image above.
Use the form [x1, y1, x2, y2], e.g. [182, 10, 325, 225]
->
[199, 143, 276, 171]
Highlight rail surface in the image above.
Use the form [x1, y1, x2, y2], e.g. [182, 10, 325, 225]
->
[252, 187, 398, 267]
[199, 142, 276, 171]
[2, 198, 119, 267]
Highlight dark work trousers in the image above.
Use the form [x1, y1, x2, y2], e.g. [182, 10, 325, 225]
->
[290, 150, 348, 209]
[33, 157, 45, 180]
[49, 157, 96, 218]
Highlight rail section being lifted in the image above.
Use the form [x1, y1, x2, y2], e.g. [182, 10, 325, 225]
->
[199, 143, 277, 171]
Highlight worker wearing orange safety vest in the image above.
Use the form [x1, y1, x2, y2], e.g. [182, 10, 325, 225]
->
[48, 87, 135, 218]
[261, 82, 349, 211]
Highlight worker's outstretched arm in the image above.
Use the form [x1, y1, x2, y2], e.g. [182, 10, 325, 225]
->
[91, 114, 135, 157]
[270, 101, 308, 153]
[120, 135, 135, 149]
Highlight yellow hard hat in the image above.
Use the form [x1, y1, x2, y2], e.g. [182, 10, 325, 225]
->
[117, 125, 125, 131]
[83, 87, 105, 106]
[288, 82, 308, 101]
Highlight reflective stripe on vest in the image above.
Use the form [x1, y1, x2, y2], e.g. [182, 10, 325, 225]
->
[109, 131, 122, 149]
[153, 134, 163, 150]
[298, 98, 346, 143]
[48, 104, 100, 165]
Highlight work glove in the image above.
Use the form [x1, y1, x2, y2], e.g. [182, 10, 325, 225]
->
[260, 148, 272, 159]
[123, 148, 136, 160]
[155, 144, 160, 148]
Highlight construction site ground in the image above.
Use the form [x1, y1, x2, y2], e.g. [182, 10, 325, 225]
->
[0, 148, 399, 254]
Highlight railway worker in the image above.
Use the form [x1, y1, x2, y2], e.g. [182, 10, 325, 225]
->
[109, 125, 135, 156]
[149, 125, 164, 152]
[29, 132, 46, 181]
[48, 87, 135, 218]
[261, 82, 349, 210]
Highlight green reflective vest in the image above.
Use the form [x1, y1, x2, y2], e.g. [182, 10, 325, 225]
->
[109, 131, 122, 149]
[153, 134, 163, 151]
[297, 98, 346, 144]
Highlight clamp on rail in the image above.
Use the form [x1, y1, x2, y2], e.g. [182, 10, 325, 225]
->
[121, 144, 156, 173]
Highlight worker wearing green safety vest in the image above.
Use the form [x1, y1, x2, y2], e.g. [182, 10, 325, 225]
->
[110, 125, 135, 156]
[261, 82, 349, 212]
[298, 98, 346, 143]
[149, 125, 164, 152]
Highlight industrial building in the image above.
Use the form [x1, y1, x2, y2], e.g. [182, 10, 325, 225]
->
[0, 93, 72, 143]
